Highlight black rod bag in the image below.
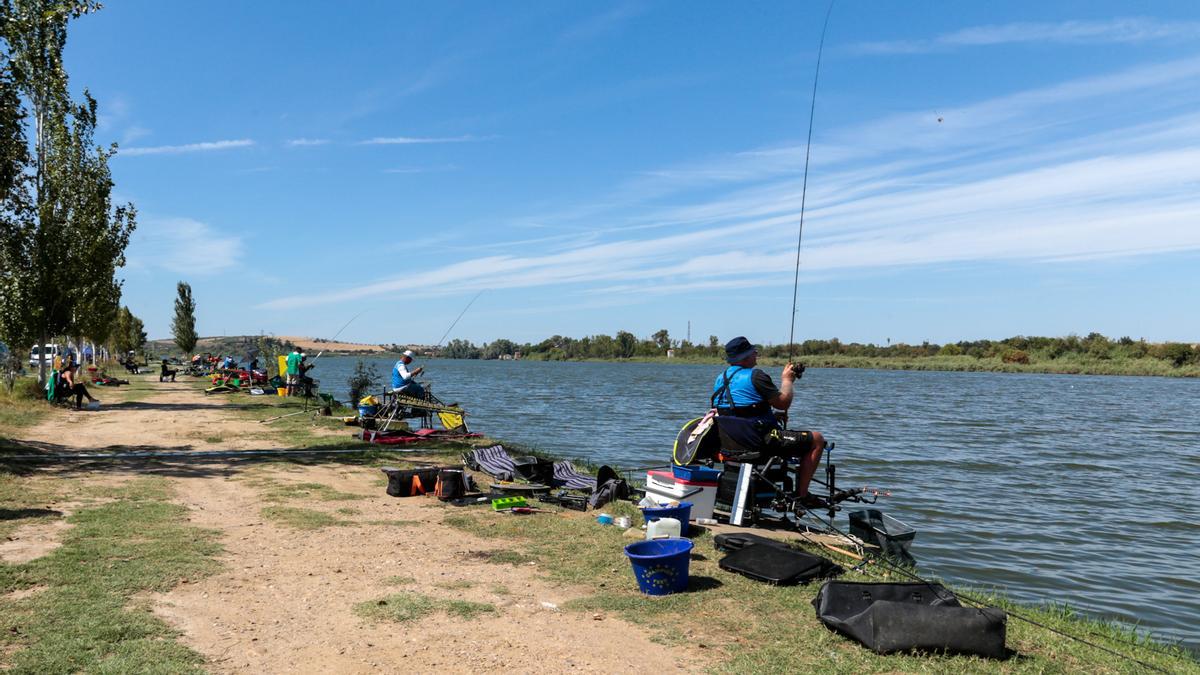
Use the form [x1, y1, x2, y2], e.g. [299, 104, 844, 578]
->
[812, 581, 1007, 658]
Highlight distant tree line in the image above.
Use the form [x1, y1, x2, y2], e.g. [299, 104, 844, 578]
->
[431, 330, 1198, 368]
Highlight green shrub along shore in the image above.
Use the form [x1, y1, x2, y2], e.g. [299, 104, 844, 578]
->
[433, 331, 1200, 378]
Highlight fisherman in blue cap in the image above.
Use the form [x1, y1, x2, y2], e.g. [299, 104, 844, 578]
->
[711, 336, 827, 508]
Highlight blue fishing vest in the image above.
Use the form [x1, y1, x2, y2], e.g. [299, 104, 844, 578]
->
[712, 366, 765, 410]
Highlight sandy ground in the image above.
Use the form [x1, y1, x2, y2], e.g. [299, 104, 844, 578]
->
[7, 377, 704, 674]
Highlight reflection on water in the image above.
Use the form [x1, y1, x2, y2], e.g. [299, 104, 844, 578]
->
[314, 356, 1200, 649]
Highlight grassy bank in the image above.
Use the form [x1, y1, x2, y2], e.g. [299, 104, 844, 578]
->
[442, 503, 1196, 673]
[0, 476, 222, 672]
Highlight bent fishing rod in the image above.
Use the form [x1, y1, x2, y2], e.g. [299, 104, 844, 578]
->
[434, 290, 484, 350]
[787, 0, 835, 363]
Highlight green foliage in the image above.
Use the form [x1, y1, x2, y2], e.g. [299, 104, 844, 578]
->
[1159, 342, 1195, 367]
[0, 1, 135, 383]
[172, 281, 198, 355]
[346, 358, 381, 404]
[111, 306, 145, 357]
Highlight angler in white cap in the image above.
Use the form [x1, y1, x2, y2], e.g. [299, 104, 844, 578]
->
[391, 349, 426, 397]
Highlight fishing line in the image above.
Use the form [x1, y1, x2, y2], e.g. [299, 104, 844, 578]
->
[435, 290, 484, 348]
[310, 309, 368, 362]
[787, 0, 835, 358]
[792, 504, 1173, 672]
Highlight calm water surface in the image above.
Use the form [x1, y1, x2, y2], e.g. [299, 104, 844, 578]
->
[314, 356, 1200, 649]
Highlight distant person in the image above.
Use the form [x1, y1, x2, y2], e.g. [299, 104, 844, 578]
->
[160, 359, 177, 382]
[711, 336, 826, 508]
[391, 349, 426, 398]
[285, 347, 303, 396]
[60, 362, 98, 410]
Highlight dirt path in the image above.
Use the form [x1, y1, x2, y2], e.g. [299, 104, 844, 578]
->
[12, 377, 702, 673]
[21, 377, 278, 453]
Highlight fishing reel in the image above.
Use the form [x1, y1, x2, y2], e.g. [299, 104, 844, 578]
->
[788, 362, 806, 379]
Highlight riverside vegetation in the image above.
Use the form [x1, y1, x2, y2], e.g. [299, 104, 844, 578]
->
[434, 331, 1200, 377]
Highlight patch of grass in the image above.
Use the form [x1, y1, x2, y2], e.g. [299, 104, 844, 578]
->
[362, 518, 419, 527]
[435, 579, 475, 590]
[490, 584, 510, 596]
[383, 575, 415, 586]
[260, 506, 348, 530]
[0, 477, 221, 673]
[203, 436, 222, 444]
[260, 481, 366, 502]
[353, 592, 437, 624]
[354, 592, 496, 624]
[335, 507, 361, 516]
[443, 508, 1198, 673]
[443, 598, 496, 619]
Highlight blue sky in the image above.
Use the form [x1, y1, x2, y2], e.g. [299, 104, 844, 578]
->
[63, 1, 1200, 345]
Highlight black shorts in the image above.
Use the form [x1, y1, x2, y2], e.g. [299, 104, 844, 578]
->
[767, 429, 814, 458]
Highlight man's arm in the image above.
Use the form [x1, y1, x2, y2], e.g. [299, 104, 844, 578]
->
[765, 365, 797, 411]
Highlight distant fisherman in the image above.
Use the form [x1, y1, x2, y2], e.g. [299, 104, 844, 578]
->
[712, 336, 826, 508]
[391, 349, 426, 398]
[285, 346, 303, 396]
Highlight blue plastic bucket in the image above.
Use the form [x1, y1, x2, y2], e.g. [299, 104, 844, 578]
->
[641, 501, 693, 536]
[624, 538, 694, 595]
[358, 404, 379, 418]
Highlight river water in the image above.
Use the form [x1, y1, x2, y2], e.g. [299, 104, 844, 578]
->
[312, 356, 1200, 649]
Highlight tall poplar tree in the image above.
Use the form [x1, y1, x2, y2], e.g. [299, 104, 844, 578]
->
[0, 0, 135, 382]
[172, 281, 198, 356]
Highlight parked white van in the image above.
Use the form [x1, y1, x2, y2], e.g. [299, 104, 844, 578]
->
[29, 344, 62, 367]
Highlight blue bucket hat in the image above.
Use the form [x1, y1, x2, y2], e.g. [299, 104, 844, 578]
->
[724, 336, 758, 363]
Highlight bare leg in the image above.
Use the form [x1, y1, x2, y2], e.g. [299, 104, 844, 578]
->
[796, 431, 825, 497]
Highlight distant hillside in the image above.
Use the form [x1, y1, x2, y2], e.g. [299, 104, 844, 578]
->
[146, 335, 394, 357]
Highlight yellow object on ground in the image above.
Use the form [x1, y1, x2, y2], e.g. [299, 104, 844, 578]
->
[438, 411, 464, 430]
[276, 387, 286, 397]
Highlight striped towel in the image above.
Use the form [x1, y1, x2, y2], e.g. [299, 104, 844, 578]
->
[552, 461, 597, 491]
[470, 445, 517, 481]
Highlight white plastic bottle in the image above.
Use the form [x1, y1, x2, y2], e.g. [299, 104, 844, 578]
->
[645, 517, 682, 540]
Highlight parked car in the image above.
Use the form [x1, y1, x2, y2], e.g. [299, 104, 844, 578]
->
[29, 344, 63, 367]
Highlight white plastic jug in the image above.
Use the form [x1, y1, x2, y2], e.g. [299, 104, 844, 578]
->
[645, 517, 682, 540]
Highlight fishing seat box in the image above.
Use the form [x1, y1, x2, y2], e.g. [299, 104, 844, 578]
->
[812, 581, 1007, 658]
[381, 466, 450, 497]
[645, 469, 718, 520]
[714, 460, 792, 512]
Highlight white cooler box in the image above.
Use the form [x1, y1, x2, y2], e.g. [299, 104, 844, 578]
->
[644, 469, 719, 520]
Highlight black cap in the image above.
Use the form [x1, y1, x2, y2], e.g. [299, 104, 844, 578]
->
[724, 336, 758, 363]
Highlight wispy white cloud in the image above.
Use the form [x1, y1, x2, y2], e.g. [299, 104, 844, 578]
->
[286, 138, 329, 147]
[126, 217, 243, 275]
[358, 135, 483, 145]
[260, 55, 1200, 311]
[120, 139, 255, 157]
[854, 18, 1200, 55]
[558, 2, 645, 44]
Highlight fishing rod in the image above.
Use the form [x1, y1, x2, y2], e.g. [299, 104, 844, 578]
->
[310, 309, 368, 362]
[787, 0, 835, 361]
[434, 290, 484, 349]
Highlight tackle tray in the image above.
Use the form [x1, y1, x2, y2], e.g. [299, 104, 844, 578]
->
[491, 496, 528, 511]
[718, 542, 842, 585]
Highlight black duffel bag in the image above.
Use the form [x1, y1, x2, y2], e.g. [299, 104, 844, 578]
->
[381, 466, 444, 497]
[812, 581, 1007, 658]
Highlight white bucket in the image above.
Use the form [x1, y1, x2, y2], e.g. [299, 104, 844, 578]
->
[645, 517, 682, 540]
